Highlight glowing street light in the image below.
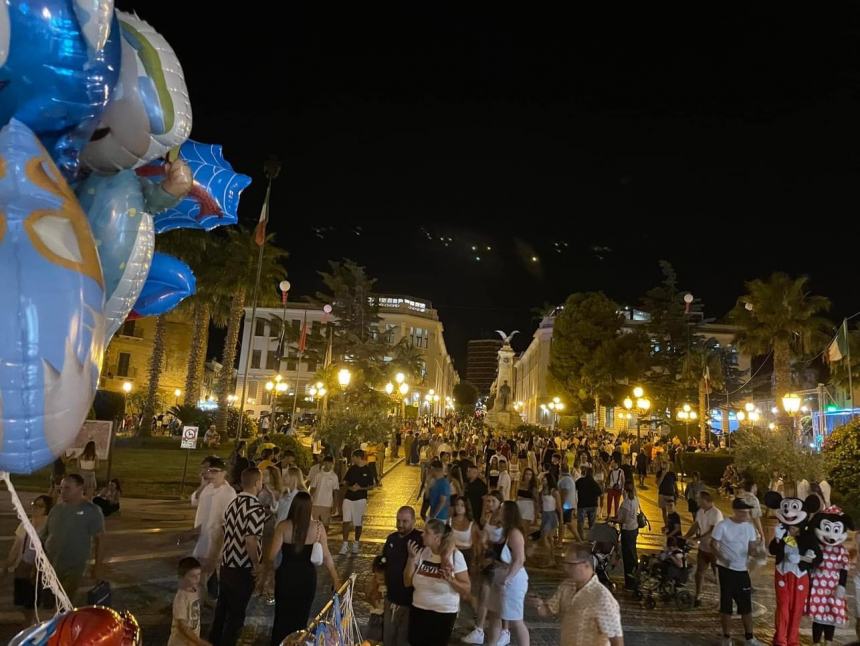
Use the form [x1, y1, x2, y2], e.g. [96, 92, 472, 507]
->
[633, 386, 644, 399]
[122, 381, 133, 394]
[395, 372, 406, 384]
[399, 382, 409, 396]
[337, 368, 352, 389]
[385, 382, 395, 395]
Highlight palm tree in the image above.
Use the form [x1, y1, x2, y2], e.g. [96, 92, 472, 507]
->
[682, 337, 726, 442]
[212, 228, 288, 435]
[390, 338, 425, 383]
[140, 315, 167, 435]
[730, 273, 831, 424]
[157, 230, 225, 407]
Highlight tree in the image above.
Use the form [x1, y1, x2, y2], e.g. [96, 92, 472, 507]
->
[390, 339, 426, 384]
[730, 273, 831, 425]
[822, 420, 860, 519]
[549, 292, 649, 417]
[140, 315, 167, 436]
[311, 260, 390, 412]
[453, 381, 480, 413]
[213, 228, 288, 435]
[157, 229, 227, 406]
[640, 261, 703, 416]
[733, 425, 821, 496]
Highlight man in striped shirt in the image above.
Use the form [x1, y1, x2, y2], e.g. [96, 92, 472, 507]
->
[209, 468, 266, 646]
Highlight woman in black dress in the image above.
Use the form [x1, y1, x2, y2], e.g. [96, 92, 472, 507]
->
[268, 492, 340, 645]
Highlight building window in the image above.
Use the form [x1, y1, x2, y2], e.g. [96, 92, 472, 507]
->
[262, 390, 271, 405]
[266, 350, 278, 370]
[255, 319, 266, 337]
[306, 359, 317, 372]
[605, 407, 614, 429]
[311, 320, 321, 336]
[117, 352, 131, 377]
[251, 350, 262, 369]
[120, 320, 136, 337]
[410, 327, 429, 349]
[248, 382, 258, 399]
[270, 318, 282, 340]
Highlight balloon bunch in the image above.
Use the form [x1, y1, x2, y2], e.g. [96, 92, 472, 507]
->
[0, 1, 250, 476]
[0, 2, 249, 642]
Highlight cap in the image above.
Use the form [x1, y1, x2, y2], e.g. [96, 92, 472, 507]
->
[732, 498, 754, 510]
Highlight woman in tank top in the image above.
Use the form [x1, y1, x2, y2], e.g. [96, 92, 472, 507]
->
[450, 496, 480, 571]
[516, 468, 537, 529]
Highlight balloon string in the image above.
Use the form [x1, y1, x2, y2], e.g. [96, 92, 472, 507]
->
[1, 472, 73, 614]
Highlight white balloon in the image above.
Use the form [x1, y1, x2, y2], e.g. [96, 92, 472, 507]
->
[103, 211, 154, 341]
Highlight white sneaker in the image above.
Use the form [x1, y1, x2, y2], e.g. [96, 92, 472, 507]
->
[497, 629, 511, 646]
[461, 628, 485, 644]
[745, 639, 763, 646]
[339, 541, 349, 555]
[351, 541, 360, 554]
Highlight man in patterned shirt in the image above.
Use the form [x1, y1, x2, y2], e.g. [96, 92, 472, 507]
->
[531, 542, 624, 646]
[209, 468, 266, 646]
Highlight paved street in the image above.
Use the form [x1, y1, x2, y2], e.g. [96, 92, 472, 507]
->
[0, 461, 856, 644]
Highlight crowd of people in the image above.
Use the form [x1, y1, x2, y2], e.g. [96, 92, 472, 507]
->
[5, 415, 859, 646]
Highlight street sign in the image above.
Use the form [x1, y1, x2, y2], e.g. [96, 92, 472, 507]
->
[181, 426, 199, 449]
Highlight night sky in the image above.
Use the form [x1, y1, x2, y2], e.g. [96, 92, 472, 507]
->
[116, 3, 860, 369]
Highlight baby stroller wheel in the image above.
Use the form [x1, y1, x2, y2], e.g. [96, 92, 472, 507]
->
[644, 597, 657, 610]
[675, 590, 694, 610]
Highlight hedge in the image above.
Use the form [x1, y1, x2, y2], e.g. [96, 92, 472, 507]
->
[677, 452, 734, 486]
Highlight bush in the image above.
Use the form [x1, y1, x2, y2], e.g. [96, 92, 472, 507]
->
[822, 420, 860, 520]
[264, 435, 313, 473]
[225, 407, 258, 440]
[318, 409, 391, 459]
[677, 452, 734, 486]
[734, 426, 821, 495]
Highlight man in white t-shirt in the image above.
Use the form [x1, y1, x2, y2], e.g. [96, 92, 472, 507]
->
[309, 456, 340, 528]
[710, 498, 763, 646]
[189, 457, 236, 601]
[684, 490, 724, 605]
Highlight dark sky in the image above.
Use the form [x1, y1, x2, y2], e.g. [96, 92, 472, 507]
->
[116, 3, 860, 369]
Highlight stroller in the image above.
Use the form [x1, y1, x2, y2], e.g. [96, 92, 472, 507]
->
[634, 541, 695, 610]
[587, 521, 621, 592]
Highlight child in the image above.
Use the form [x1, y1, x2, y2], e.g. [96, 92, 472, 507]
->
[168, 557, 211, 646]
[664, 499, 682, 547]
[364, 555, 386, 643]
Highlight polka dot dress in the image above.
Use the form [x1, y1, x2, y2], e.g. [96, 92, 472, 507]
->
[805, 544, 848, 625]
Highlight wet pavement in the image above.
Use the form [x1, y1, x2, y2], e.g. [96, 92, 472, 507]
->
[1, 459, 856, 644]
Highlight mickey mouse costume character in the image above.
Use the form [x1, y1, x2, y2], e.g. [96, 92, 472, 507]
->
[765, 492, 822, 646]
[805, 505, 854, 645]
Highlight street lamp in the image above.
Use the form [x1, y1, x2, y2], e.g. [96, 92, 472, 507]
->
[385, 382, 394, 395]
[395, 372, 406, 384]
[782, 393, 802, 441]
[625, 388, 651, 454]
[122, 381, 133, 394]
[338, 368, 352, 389]
[676, 403, 697, 439]
[227, 394, 237, 406]
[173, 388, 181, 405]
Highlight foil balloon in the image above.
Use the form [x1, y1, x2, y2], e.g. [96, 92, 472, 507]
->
[0, 119, 105, 475]
[137, 140, 252, 233]
[129, 251, 195, 317]
[77, 171, 154, 341]
[80, 10, 192, 173]
[9, 605, 141, 645]
[0, 1, 121, 179]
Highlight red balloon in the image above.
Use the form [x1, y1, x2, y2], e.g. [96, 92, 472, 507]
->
[47, 606, 140, 645]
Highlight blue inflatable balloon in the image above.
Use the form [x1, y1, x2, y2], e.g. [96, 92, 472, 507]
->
[137, 140, 251, 233]
[77, 170, 155, 341]
[0, 1, 121, 179]
[0, 120, 105, 475]
[130, 251, 195, 317]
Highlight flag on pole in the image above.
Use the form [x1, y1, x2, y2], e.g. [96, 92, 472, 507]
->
[298, 322, 308, 354]
[253, 184, 271, 247]
[827, 321, 849, 363]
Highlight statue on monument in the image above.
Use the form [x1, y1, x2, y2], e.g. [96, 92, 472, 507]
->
[497, 380, 511, 411]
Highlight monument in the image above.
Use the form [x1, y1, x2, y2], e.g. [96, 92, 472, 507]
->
[486, 330, 522, 432]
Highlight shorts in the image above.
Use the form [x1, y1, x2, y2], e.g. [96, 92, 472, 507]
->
[312, 505, 331, 524]
[697, 549, 716, 569]
[658, 495, 676, 510]
[540, 511, 559, 536]
[563, 508, 574, 524]
[717, 565, 752, 615]
[342, 498, 367, 525]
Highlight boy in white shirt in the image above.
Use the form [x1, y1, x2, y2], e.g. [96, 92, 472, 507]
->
[168, 557, 210, 646]
[310, 455, 341, 528]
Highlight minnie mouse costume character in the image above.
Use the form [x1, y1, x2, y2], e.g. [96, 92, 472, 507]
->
[805, 505, 854, 645]
[764, 492, 822, 646]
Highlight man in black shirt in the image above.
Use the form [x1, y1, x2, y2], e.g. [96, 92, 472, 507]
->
[340, 449, 377, 555]
[382, 506, 423, 646]
[464, 463, 488, 523]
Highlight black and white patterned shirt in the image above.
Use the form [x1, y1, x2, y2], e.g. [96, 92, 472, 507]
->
[220, 492, 266, 569]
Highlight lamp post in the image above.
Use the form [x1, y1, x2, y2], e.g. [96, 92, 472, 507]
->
[782, 393, 802, 441]
[624, 387, 651, 454]
[676, 403, 697, 441]
[399, 382, 409, 419]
